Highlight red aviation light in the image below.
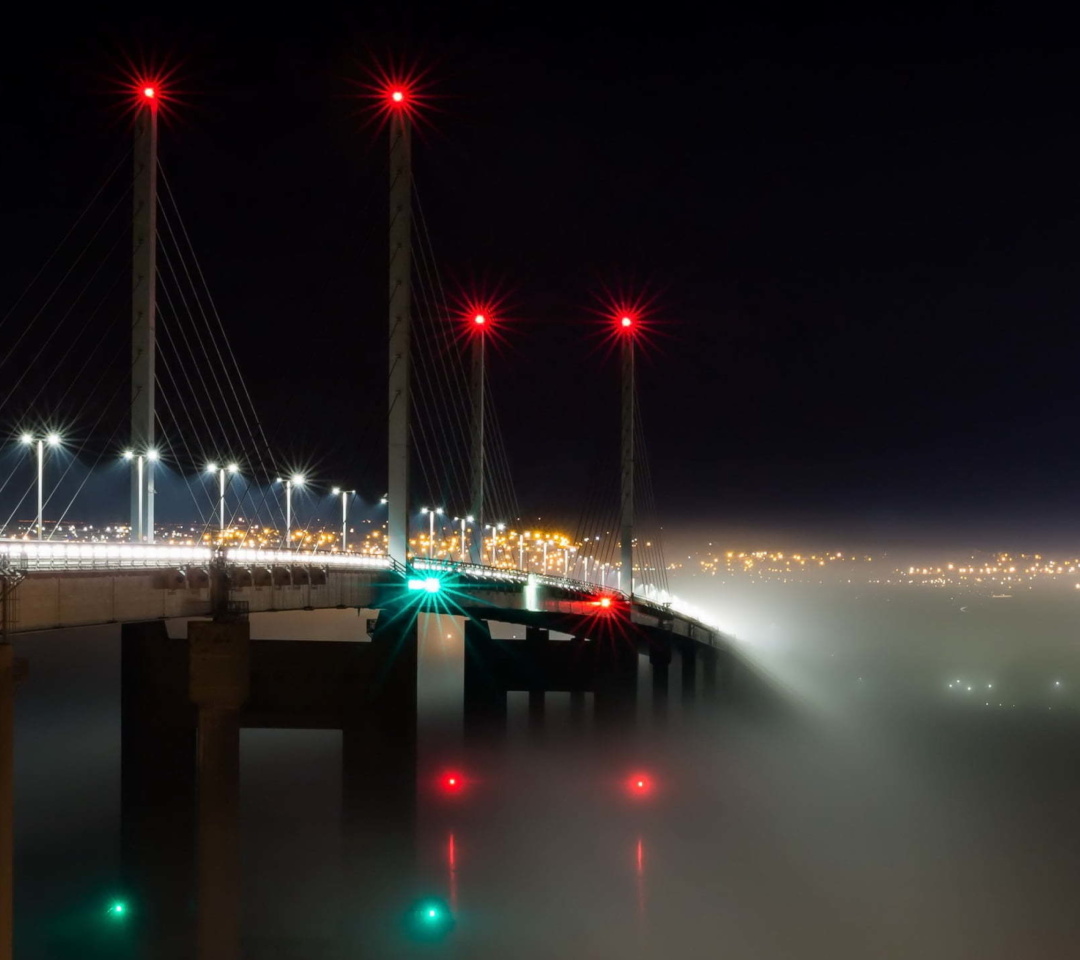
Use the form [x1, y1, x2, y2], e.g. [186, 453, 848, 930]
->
[620, 315, 634, 329]
[142, 86, 156, 99]
[626, 773, 654, 797]
[473, 313, 487, 326]
[439, 770, 466, 794]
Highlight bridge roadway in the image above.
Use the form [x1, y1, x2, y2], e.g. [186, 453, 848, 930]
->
[0, 539, 722, 648]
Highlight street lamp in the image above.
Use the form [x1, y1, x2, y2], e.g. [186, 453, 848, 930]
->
[484, 522, 504, 566]
[420, 507, 443, 559]
[123, 448, 159, 542]
[275, 474, 305, 548]
[331, 487, 355, 552]
[453, 515, 474, 563]
[206, 463, 239, 542]
[21, 432, 61, 540]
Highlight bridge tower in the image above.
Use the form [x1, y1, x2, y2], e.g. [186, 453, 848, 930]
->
[130, 84, 159, 543]
[387, 86, 412, 565]
[619, 313, 637, 595]
[469, 310, 487, 564]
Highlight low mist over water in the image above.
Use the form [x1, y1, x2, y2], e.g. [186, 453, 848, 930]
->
[12, 554, 1080, 958]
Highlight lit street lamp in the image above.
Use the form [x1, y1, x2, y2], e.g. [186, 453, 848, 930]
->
[453, 515, 474, 562]
[206, 462, 239, 541]
[20, 432, 61, 540]
[421, 507, 443, 559]
[123, 448, 159, 542]
[331, 487, 355, 552]
[484, 522, 504, 566]
[275, 474, 305, 548]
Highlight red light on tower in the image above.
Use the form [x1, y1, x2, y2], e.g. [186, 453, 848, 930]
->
[621, 316, 633, 329]
[474, 313, 487, 326]
[143, 86, 156, 99]
[626, 773, 654, 797]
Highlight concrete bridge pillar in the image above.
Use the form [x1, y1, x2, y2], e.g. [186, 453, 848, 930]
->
[121, 622, 196, 960]
[525, 627, 547, 737]
[702, 646, 718, 698]
[464, 618, 506, 741]
[649, 643, 672, 726]
[681, 642, 698, 706]
[189, 619, 250, 960]
[0, 644, 22, 960]
[342, 609, 418, 954]
[593, 632, 638, 730]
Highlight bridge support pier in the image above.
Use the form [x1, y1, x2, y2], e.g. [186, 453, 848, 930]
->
[649, 645, 671, 726]
[121, 622, 196, 960]
[593, 639, 638, 731]
[701, 646, 718, 698]
[464, 618, 506, 741]
[343, 609, 418, 953]
[189, 618, 250, 960]
[0, 645, 20, 960]
[681, 642, 697, 706]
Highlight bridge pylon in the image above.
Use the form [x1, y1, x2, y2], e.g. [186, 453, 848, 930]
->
[130, 85, 159, 543]
[387, 87, 413, 565]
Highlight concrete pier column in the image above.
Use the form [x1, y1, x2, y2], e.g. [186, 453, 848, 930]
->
[702, 646, 718, 698]
[649, 644, 671, 726]
[464, 618, 506, 740]
[680, 642, 697, 707]
[342, 610, 418, 954]
[528, 690, 546, 736]
[0, 644, 14, 960]
[121, 622, 196, 960]
[189, 619, 250, 960]
[593, 634, 638, 731]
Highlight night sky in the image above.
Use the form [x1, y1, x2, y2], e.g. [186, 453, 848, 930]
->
[3, 4, 1078, 546]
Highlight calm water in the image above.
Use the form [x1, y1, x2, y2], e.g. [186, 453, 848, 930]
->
[12, 585, 1080, 958]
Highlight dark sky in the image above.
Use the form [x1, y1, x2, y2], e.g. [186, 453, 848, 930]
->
[2, 4, 1078, 544]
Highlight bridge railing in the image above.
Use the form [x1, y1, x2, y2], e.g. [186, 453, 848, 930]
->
[0, 540, 718, 632]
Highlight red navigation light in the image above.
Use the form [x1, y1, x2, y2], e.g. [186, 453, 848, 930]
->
[458, 295, 504, 340]
[620, 316, 633, 328]
[143, 86, 156, 99]
[391, 90, 404, 102]
[627, 773, 654, 796]
[440, 770, 465, 794]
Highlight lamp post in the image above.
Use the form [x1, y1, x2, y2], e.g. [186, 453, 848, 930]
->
[453, 515, 474, 563]
[206, 463, 238, 542]
[420, 507, 443, 559]
[484, 522, 504, 566]
[123, 448, 159, 541]
[20, 433, 60, 541]
[331, 488, 354, 552]
[276, 474, 305, 549]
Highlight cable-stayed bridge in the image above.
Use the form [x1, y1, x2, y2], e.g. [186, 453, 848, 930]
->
[0, 76, 735, 960]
